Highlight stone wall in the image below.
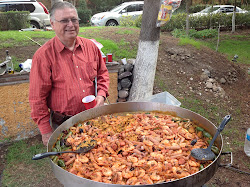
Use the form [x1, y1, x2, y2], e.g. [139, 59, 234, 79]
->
[117, 59, 135, 102]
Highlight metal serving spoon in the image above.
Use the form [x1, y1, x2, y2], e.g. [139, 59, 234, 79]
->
[191, 115, 231, 161]
[32, 139, 97, 160]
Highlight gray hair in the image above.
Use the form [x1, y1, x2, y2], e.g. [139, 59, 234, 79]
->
[50, 1, 78, 21]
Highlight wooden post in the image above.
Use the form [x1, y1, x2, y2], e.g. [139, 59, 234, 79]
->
[128, 0, 161, 101]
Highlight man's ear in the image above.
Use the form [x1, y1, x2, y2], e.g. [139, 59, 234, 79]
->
[50, 19, 55, 29]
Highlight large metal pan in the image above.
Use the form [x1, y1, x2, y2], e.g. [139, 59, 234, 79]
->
[48, 102, 223, 187]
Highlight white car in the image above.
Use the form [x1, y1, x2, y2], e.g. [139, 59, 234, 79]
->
[0, 0, 50, 29]
[90, 1, 144, 26]
[191, 5, 248, 17]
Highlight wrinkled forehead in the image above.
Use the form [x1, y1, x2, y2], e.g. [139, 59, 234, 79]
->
[53, 7, 78, 20]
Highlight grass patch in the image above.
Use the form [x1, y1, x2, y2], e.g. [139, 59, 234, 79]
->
[201, 36, 250, 65]
[115, 29, 134, 35]
[232, 140, 245, 147]
[2, 140, 52, 187]
[223, 128, 239, 137]
[217, 40, 250, 64]
[5, 140, 45, 165]
[155, 75, 168, 91]
[178, 37, 201, 49]
[0, 30, 55, 48]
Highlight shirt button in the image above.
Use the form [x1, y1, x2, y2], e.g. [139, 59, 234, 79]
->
[79, 78, 81, 80]
[76, 66, 78, 68]
[83, 90, 85, 92]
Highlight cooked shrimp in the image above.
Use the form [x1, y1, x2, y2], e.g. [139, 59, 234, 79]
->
[150, 171, 161, 181]
[188, 160, 200, 167]
[78, 155, 89, 163]
[126, 177, 138, 185]
[122, 167, 134, 179]
[102, 167, 112, 177]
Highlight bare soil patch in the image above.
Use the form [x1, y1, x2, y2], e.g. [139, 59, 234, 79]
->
[0, 27, 249, 186]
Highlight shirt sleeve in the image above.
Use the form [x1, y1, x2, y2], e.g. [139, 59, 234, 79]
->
[29, 48, 53, 135]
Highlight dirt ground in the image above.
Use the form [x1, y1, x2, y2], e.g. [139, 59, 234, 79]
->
[0, 27, 249, 186]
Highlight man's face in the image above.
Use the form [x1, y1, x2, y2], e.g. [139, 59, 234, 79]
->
[51, 8, 79, 43]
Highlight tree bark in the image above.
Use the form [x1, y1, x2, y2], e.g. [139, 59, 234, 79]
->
[232, 0, 236, 33]
[186, 0, 190, 35]
[128, 0, 161, 101]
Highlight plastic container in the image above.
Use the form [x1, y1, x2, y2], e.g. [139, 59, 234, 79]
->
[244, 128, 250, 157]
[140, 91, 181, 107]
[107, 53, 112, 62]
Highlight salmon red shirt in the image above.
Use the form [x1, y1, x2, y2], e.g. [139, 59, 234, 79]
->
[29, 36, 109, 135]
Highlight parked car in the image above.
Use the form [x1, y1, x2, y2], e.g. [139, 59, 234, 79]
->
[90, 1, 144, 26]
[0, 0, 50, 29]
[191, 5, 248, 17]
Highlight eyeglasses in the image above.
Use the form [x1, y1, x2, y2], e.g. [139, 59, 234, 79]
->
[55, 18, 80, 24]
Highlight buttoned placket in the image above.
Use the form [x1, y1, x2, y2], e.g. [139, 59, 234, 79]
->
[72, 52, 85, 93]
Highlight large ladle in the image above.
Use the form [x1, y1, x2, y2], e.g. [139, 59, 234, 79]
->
[32, 139, 97, 160]
[191, 115, 231, 161]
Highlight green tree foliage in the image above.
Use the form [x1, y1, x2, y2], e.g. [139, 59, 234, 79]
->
[87, 0, 133, 15]
[0, 11, 29, 31]
[77, 0, 92, 24]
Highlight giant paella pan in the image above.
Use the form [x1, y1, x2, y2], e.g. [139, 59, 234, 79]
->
[46, 102, 227, 187]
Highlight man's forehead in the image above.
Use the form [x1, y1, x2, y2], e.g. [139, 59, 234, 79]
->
[54, 8, 77, 17]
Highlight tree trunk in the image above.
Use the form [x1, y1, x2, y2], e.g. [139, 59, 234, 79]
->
[186, 0, 190, 35]
[51, 0, 63, 7]
[210, 1, 214, 29]
[232, 0, 236, 33]
[216, 24, 220, 52]
[128, 0, 161, 101]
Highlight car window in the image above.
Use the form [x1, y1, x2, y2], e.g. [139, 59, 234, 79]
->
[137, 4, 143, 11]
[23, 4, 35, 12]
[126, 4, 137, 12]
[8, 4, 25, 11]
[0, 4, 6, 12]
[211, 7, 220, 12]
[224, 7, 234, 13]
[110, 4, 125, 12]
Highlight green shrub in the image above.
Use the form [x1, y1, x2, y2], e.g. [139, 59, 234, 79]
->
[171, 28, 218, 39]
[0, 11, 29, 31]
[161, 12, 250, 31]
[120, 15, 142, 27]
[120, 15, 135, 27]
[77, 0, 92, 24]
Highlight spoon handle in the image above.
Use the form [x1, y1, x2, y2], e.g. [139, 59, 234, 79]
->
[32, 151, 78, 160]
[208, 115, 231, 150]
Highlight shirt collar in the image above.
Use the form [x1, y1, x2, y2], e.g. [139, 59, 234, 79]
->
[54, 36, 83, 53]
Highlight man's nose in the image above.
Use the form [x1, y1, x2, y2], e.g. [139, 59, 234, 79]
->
[67, 20, 74, 26]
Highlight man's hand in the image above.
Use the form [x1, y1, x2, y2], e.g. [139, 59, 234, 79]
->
[95, 95, 105, 107]
[42, 132, 53, 146]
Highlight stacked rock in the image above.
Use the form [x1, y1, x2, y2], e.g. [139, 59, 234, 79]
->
[117, 60, 134, 102]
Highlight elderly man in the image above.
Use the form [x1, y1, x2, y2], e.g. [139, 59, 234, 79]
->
[29, 1, 109, 145]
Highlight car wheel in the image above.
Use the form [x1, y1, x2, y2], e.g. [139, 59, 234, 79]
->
[106, 20, 118, 26]
[30, 21, 40, 29]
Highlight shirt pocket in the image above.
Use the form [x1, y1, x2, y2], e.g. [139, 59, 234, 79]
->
[86, 61, 98, 82]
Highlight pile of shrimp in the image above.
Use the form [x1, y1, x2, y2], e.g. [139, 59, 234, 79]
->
[56, 112, 211, 185]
